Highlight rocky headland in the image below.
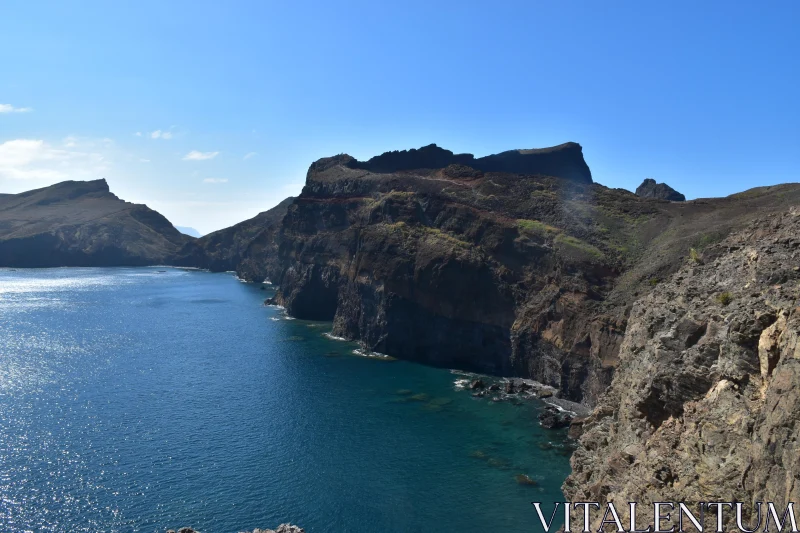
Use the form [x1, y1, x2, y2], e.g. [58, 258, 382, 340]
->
[193, 142, 799, 408]
[0, 179, 192, 267]
[4, 142, 799, 520]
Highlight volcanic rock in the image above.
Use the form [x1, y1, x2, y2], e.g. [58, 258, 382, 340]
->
[635, 178, 686, 201]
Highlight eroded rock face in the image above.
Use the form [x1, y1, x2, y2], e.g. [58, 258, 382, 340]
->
[564, 207, 800, 527]
[635, 178, 686, 201]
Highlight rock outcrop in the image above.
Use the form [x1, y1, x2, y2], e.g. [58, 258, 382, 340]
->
[349, 142, 593, 183]
[635, 178, 686, 201]
[0, 179, 192, 267]
[221, 143, 800, 405]
[564, 207, 800, 526]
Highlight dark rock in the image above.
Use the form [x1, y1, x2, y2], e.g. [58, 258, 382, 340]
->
[488, 383, 500, 391]
[348, 142, 593, 183]
[515, 474, 538, 486]
[538, 405, 573, 429]
[635, 178, 686, 201]
[469, 379, 485, 390]
[504, 380, 517, 394]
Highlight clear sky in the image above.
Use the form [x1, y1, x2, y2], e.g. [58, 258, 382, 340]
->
[1, 1, 798, 234]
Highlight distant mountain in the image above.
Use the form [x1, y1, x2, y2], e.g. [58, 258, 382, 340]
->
[175, 226, 202, 238]
[0, 179, 192, 267]
[178, 197, 295, 275]
[635, 178, 686, 201]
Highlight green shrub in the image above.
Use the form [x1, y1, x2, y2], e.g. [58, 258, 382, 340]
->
[689, 247, 703, 264]
[555, 233, 604, 259]
[716, 292, 733, 306]
[516, 219, 560, 236]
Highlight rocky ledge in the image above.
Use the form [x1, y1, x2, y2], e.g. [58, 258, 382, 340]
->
[564, 206, 800, 526]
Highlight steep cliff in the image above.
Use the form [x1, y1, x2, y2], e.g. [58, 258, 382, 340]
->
[0, 179, 191, 267]
[239, 143, 800, 404]
[564, 207, 800, 523]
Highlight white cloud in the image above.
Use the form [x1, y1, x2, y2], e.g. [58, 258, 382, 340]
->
[140, 158, 150, 163]
[0, 104, 32, 113]
[202, 178, 228, 183]
[0, 138, 109, 181]
[243, 152, 257, 160]
[134, 132, 142, 137]
[184, 150, 219, 161]
[150, 130, 173, 140]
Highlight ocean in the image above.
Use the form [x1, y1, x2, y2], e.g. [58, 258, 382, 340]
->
[0, 267, 571, 532]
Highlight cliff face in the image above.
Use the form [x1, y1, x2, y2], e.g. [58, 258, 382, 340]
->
[231, 143, 800, 405]
[0, 179, 191, 267]
[565, 208, 800, 521]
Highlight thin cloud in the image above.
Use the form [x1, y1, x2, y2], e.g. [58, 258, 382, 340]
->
[0, 138, 109, 180]
[150, 130, 173, 140]
[140, 158, 151, 163]
[184, 150, 219, 161]
[0, 104, 32, 113]
[134, 132, 142, 137]
[202, 178, 228, 183]
[243, 152, 257, 160]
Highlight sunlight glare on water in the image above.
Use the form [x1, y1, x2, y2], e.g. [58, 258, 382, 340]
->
[0, 267, 572, 533]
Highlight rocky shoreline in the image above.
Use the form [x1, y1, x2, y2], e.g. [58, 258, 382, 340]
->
[168, 525, 304, 533]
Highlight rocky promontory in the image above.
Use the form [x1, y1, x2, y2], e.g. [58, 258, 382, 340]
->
[220, 143, 799, 405]
[0, 179, 192, 267]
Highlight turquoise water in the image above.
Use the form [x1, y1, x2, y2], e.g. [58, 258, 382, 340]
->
[0, 267, 572, 533]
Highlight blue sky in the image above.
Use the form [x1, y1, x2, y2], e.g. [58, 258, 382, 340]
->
[1, 1, 798, 234]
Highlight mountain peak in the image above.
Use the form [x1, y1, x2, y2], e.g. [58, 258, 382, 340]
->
[341, 142, 592, 183]
[635, 178, 685, 201]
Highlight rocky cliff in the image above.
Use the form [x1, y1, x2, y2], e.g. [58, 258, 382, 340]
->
[564, 207, 800, 524]
[636, 178, 686, 201]
[0, 179, 192, 267]
[222, 143, 800, 405]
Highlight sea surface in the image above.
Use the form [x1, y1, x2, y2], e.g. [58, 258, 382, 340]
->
[0, 267, 572, 533]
